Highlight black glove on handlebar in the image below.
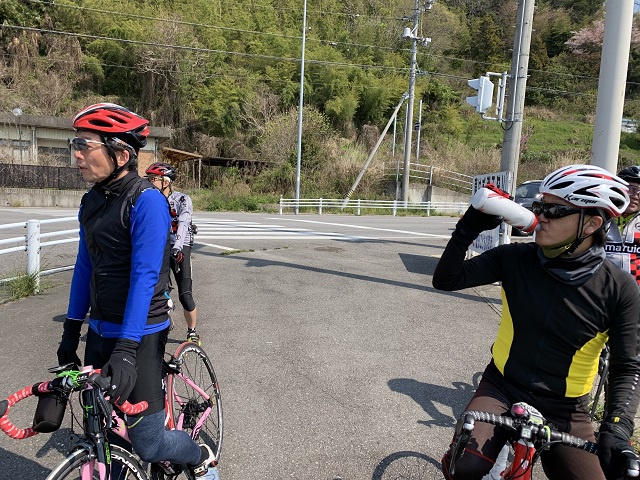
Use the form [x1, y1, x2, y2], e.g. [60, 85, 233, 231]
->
[457, 206, 503, 238]
[598, 427, 636, 480]
[101, 339, 138, 406]
[56, 318, 83, 369]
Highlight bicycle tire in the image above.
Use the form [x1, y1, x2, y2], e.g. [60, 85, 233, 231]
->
[167, 342, 223, 463]
[46, 444, 147, 480]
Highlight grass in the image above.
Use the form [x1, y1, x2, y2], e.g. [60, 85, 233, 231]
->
[189, 187, 279, 213]
[1, 272, 40, 301]
[219, 249, 255, 255]
[176, 106, 640, 209]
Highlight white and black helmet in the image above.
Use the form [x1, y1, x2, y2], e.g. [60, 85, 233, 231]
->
[539, 164, 630, 219]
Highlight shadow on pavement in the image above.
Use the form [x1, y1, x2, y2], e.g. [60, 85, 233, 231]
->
[372, 450, 442, 480]
[200, 252, 499, 306]
[0, 427, 75, 478]
[388, 373, 482, 428]
[399, 252, 439, 276]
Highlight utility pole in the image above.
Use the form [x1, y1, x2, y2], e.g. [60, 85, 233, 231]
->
[400, 0, 433, 206]
[401, 0, 419, 207]
[591, 0, 635, 173]
[294, 0, 308, 214]
[499, 0, 534, 195]
[416, 98, 423, 161]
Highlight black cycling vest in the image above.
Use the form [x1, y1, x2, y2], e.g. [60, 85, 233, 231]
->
[80, 171, 171, 325]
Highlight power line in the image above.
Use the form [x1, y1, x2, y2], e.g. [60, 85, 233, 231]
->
[25, 0, 623, 86]
[29, 0, 410, 54]
[6, 25, 636, 100]
[190, 0, 409, 21]
[1, 25, 410, 74]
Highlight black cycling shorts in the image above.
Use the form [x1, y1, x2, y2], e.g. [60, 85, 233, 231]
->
[84, 327, 169, 415]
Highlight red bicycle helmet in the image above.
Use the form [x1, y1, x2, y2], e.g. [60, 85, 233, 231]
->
[145, 162, 177, 181]
[73, 103, 150, 153]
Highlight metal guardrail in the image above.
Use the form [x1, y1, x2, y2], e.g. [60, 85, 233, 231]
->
[0, 217, 78, 291]
[279, 198, 468, 216]
[383, 162, 474, 194]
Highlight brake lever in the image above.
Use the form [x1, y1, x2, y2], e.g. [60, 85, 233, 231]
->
[625, 452, 640, 478]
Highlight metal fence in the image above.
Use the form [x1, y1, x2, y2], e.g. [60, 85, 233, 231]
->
[0, 163, 87, 189]
[383, 162, 474, 194]
[0, 217, 79, 292]
[279, 197, 468, 216]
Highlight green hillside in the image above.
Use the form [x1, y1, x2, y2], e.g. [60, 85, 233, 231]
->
[1, 0, 639, 202]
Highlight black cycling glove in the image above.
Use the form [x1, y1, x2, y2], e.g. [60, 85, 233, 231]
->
[598, 424, 636, 480]
[56, 318, 83, 368]
[101, 339, 138, 405]
[457, 206, 503, 237]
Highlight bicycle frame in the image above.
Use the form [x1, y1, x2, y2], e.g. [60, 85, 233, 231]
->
[2, 344, 222, 480]
[0, 365, 147, 480]
[498, 438, 536, 480]
[164, 356, 214, 441]
[76, 385, 134, 480]
[171, 373, 212, 435]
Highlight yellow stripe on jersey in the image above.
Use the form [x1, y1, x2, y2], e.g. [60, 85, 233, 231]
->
[493, 288, 514, 375]
[566, 331, 609, 397]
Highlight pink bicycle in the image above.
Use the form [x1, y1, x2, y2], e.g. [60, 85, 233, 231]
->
[0, 341, 223, 480]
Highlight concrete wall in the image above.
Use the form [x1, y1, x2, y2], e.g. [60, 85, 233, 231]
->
[386, 182, 470, 204]
[1, 182, 472, 209]
[0, 187, 85, 208]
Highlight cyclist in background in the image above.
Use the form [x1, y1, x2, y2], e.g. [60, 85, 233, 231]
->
[56, 103, 218, 479]
[605, 165, 640, 285]
[145, 162, 200, 345]
[433, 164, 640, 480]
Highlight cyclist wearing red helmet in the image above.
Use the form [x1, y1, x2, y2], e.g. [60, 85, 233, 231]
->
[433, 164, 640, 480]
[145, 162, 201, 345]
[58, 103, 218, 479]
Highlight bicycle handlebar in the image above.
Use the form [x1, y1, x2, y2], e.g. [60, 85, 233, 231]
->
[0, 369, 148, 440]
[463, 410, 598, 452]
[454, 409, 640, 479]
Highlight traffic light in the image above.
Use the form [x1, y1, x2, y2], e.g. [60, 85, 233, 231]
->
[466, 76, 494, 114]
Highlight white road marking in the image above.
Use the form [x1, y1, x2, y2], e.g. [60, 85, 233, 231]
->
[268, 217, 451, 238]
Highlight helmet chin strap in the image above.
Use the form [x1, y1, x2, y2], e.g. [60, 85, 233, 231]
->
[95, 137, 134, 187]
[160, 178, 173, 195]
[541, 211, 609, 258]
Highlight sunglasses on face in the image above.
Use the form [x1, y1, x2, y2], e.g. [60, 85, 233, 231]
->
[531, 201, 582, 219]
[69, 137, 108, 151]
[628, 185, 640, 196]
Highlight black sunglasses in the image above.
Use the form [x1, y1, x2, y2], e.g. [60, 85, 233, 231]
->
[69, 137, 108, 151]
[531, 201, 582, 219]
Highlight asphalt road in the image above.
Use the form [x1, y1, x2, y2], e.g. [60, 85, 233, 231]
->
[0, 210, 506, 480]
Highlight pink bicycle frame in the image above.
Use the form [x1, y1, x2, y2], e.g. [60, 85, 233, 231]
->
[167, 372, 212, 439]
[79, 411, 131, 480]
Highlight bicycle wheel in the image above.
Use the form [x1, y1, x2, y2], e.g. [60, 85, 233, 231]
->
[46, 444, 147, 480]
[167, 342, 223, 463]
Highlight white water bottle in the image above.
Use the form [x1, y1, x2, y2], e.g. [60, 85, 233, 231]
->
[482, 444, 509, 480]
[471, 184, 538, 234]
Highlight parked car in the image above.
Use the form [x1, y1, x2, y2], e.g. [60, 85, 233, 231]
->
[512, 180, 542, 236]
